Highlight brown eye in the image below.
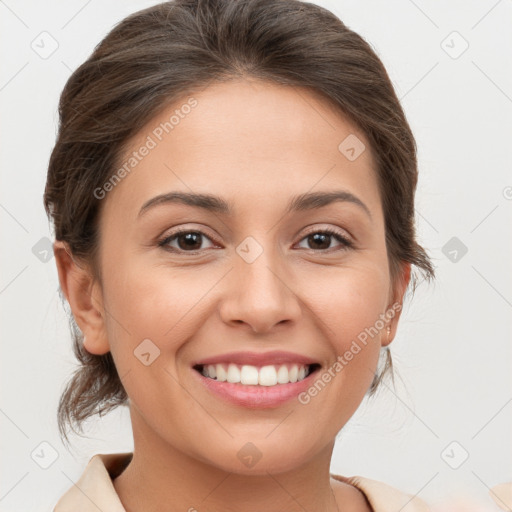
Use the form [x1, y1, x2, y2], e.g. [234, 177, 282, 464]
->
[297, 229, 353, 252]
[158, 230, 216, 253]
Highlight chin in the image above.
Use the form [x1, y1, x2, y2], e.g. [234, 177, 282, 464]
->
[196, 434, 325, 476]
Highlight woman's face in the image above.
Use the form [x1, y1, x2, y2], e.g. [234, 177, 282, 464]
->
[80, 78, 408, 474]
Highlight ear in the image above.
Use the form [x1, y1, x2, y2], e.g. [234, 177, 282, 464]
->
[53, 240, 110, 355]
[382, 261, 411, 347]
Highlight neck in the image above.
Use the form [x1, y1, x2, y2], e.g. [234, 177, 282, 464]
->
[113, 407, 341, 512]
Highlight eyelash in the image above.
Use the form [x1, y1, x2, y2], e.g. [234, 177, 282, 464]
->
[157, 227, 354, 254]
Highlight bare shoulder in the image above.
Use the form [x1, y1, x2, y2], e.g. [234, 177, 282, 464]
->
[330, 476, 373, 512]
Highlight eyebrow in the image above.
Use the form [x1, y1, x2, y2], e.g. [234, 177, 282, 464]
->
[137, 190, 372, 220]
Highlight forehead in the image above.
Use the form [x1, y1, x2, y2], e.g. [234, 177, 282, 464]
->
[101, 78, 380, 220]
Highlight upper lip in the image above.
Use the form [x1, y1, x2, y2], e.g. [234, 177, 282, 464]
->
[192, 350, 319, 367]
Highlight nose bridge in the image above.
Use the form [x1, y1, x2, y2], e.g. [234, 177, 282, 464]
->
[239, 237, 285, 295]
[221, 233, 301, 332]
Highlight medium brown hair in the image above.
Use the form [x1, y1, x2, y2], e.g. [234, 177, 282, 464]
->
[44, 0, 435, 445]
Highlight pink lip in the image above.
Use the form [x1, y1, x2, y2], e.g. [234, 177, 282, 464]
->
[191, 350, 319, 367]
[191, 366, 320, 408]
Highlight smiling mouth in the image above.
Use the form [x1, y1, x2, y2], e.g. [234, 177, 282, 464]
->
[193, 363, 321, 387]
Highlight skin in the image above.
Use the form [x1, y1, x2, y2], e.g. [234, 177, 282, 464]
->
[55, 78, 410, 512]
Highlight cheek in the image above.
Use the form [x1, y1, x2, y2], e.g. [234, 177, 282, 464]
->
[98, 264, 193, 415]
[296, 264, 388, 401]
[100, 260, 214, 366]
[336, 282, 388, 355]
[301, 261, 389, 344]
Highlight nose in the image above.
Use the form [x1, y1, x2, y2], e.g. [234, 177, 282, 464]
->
[218, 243, 302, 334]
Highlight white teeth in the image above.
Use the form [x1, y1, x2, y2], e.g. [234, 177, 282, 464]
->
[276, 365, 289, 384]
[200, 363, 312, 386]
[226, 363, 241, 383]
[240, 365, 259, 385]
[258, 365, 277, 386]
[216, 364, 227, 382]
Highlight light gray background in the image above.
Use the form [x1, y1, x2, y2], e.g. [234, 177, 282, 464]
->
[1, 1, 511, 510]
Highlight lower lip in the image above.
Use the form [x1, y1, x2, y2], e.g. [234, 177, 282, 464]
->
[192, 367, 319, 408]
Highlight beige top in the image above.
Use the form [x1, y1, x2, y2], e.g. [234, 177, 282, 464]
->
[53, 452, 431, 512]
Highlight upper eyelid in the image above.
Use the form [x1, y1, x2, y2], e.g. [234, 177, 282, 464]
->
[301, 224, 351, 239]
[160, 223, 351, 239]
